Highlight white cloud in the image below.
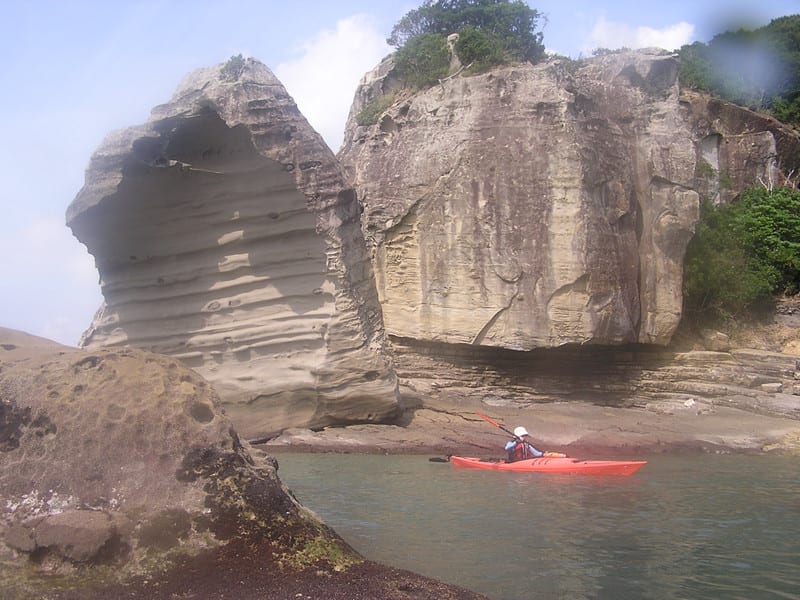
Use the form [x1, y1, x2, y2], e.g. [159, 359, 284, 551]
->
[585, 17, 695, 55]
[0, 217, 102, 346]
[275, 14, 392, 152]
[3, 219, 95, 281]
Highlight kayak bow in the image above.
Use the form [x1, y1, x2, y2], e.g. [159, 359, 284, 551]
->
[449, 455, 646, 476]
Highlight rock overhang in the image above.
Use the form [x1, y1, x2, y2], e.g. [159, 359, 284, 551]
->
[339, 50, 800, 351]
[67, 58, 399, 438]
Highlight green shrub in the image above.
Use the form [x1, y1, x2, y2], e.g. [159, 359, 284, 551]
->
[388, 0, 545, 88]
[683, 186, 800, 322]
[394, 32, 450, 89]
[356, 94, 397, 126]
[694, 159, 716, 179]
[734, 186, 800, 294]
[221, 54, 246, 81]
[683, 200, 774, 321]
[591, 47, 631, 56]
[678, 15, 800, 124]
[454, 25, 505, 71]
[773, 95, 800, 122]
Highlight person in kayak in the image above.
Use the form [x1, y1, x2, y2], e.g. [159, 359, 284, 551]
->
[504, 426, 544, 462]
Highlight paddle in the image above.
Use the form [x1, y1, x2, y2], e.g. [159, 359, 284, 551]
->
[476, 412, 519, 439]
[427, 412, 565, 463]
[428, 413, 518, 462]
[477, 412, 568, 458]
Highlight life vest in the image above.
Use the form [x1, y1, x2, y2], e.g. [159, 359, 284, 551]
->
[509, 441, 534, 461]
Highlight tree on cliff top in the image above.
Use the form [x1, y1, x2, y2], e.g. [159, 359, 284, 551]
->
[679, 14, 800, 123]
[388, 0, 545, 87]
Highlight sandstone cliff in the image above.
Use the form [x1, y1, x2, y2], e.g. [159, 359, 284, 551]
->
[339, 49, 800, 350]
[67, 58, 399, 437]
[67, 51, 800, 440]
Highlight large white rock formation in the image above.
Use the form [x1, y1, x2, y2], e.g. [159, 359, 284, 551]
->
[67, 58, 399, 437]
[339, 49, 795, 350]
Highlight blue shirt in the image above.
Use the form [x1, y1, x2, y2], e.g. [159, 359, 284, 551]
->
[505, 439, 543, 458]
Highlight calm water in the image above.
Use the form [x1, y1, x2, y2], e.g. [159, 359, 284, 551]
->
[275, 453, 800, 600]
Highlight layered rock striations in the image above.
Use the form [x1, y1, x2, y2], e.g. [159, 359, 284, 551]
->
[339, 49, 800, 350]
[67, 58, 399, 437]
[66, 51, 800, 439]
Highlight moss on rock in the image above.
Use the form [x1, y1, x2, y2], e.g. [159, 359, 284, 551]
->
[0, 329, 376, 598]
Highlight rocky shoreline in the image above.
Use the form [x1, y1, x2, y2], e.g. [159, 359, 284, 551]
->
[262, 308, 800, 458]
[3, 325, 799, 599]
[260, 399, 800, 458]
[11, 44, 799, 598]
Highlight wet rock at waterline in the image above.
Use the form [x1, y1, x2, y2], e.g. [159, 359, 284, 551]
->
[67, 57, 399, 438]
[0, 328, 485, 599]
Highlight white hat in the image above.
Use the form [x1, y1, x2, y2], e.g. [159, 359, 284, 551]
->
[513, 426, 529, 437]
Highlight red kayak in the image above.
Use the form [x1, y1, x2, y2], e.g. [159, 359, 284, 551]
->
[449, 455, 647, 476]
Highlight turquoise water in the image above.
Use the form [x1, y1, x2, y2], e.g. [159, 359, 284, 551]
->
[275, 453, 800, 600]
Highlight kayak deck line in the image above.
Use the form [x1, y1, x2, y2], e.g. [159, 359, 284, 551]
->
[449, 455, 647, 476]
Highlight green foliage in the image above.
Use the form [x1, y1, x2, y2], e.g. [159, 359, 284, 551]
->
[683, 186, 800, 322]
[387, 4, 436, 47]
[694, 159, 716, 179]
[221, 54, 246, 81]
[454, 25, 505, 70]
[394, 32, 451, 89]
[395, 33, 450, 88]
[678, 15, 800, 123]
[388, 0, 545, 87]
[772, 95, 800, 122]
[683, 200, 773, 321]
[356, 93, 397, 126]
[678, 42, 715, 90]
[553, 55, 581, 75]
[734, 187, 800, 294]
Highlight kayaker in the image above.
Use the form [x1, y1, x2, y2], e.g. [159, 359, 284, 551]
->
[504, 426, 544, 462]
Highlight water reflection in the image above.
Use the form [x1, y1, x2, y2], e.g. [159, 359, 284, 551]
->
[276, 454, 800, 600]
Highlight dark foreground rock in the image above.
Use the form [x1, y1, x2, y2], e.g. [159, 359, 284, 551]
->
[52, 548, 485, 600]
[0, 328, 484, 600]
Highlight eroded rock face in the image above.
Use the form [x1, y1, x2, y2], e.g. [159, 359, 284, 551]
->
[0, 328, 362, 597]
[339, 49, 800, 350]
[67, 58, 399, 437]
[681, 89, 800, 205]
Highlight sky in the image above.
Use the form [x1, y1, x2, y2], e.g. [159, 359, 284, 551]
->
[1, 1, 797, 347]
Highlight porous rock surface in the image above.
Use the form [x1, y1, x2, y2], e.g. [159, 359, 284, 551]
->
[339, 49, 800, 350]
[67, 58, 399, 438]
[0, 328, 485, 599]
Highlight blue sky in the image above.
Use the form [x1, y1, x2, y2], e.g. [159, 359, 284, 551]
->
[1, 0, 797, 346]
